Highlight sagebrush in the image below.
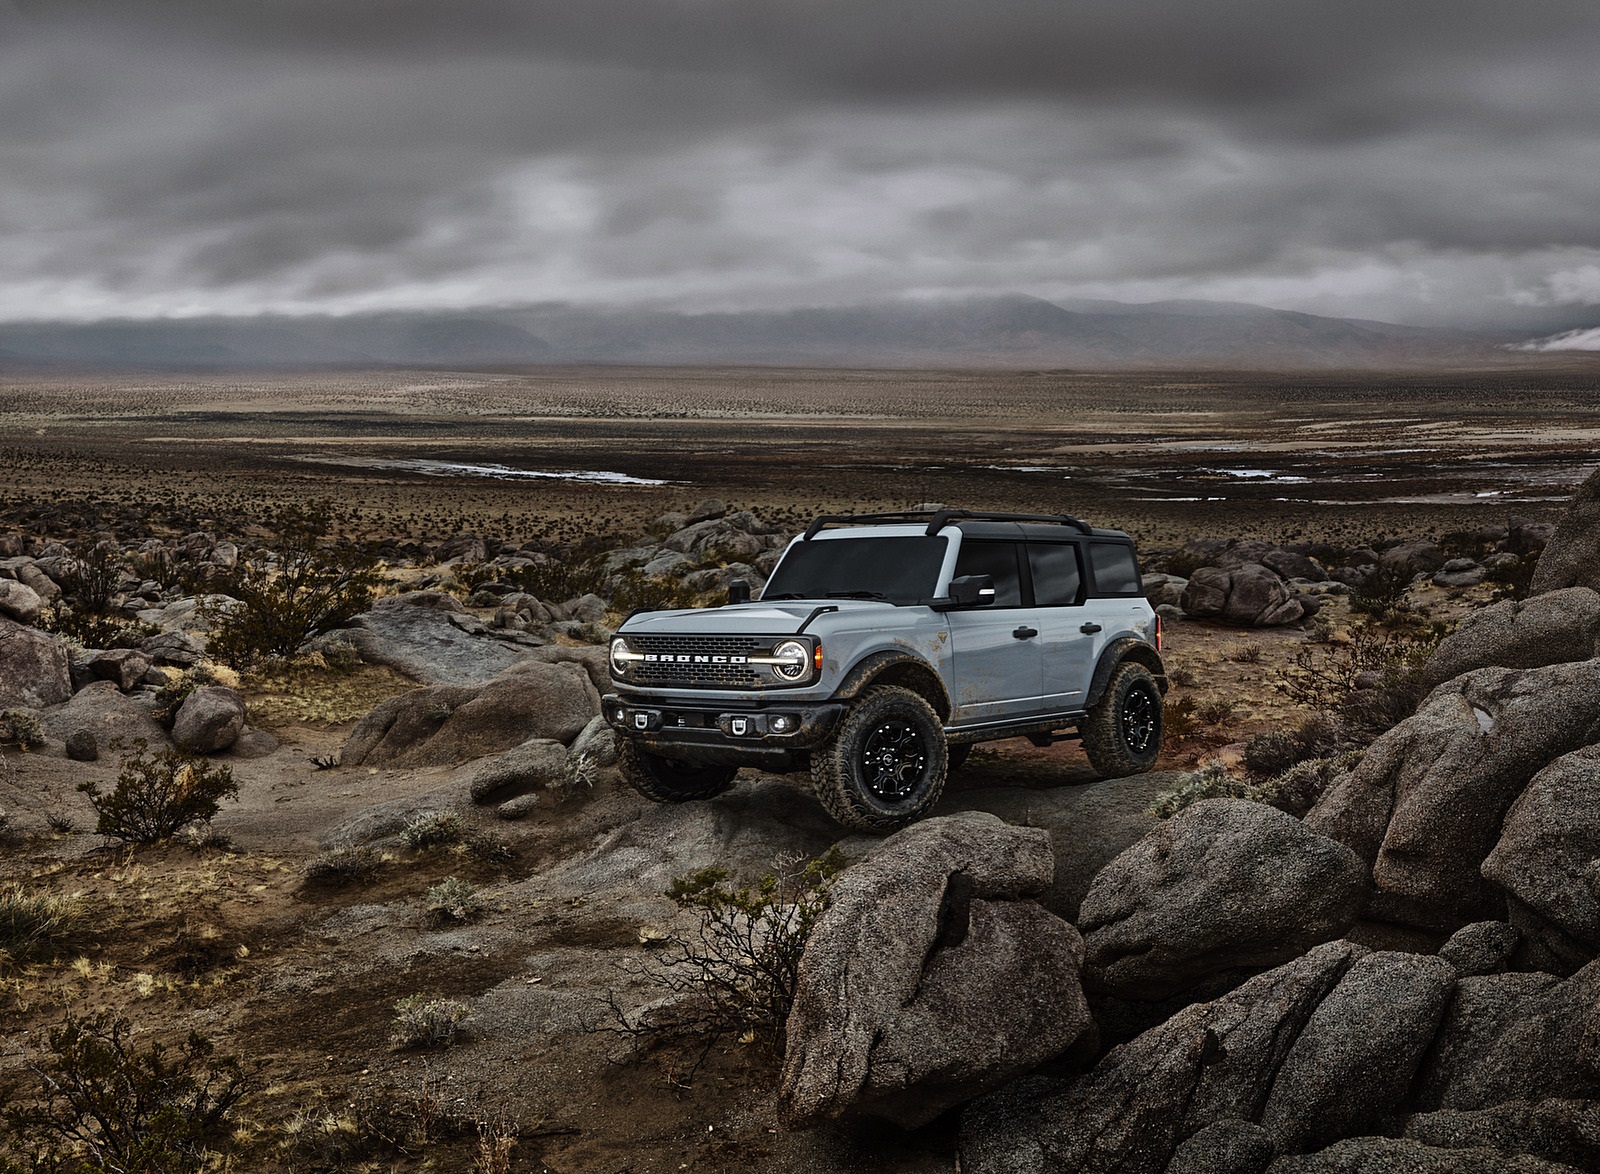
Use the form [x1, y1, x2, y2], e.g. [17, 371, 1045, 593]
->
[618, 849, 842, 1051]
[203, 502, 382, 669]
[77, 742, 239, 843]
[1, 1011, 250, 1174]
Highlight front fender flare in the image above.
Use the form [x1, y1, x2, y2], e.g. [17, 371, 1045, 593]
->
[836, 650, 953, 721]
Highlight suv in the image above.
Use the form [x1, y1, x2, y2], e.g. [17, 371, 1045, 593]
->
[604, 509, 1166, 832]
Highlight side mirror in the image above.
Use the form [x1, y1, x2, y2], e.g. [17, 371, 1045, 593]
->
[727, 579, 751, 605]
[947, 574, 996, 607]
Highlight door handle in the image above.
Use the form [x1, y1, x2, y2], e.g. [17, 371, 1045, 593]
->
[1080, 623, 1103, 634]
[1013, 626, 1038, 639]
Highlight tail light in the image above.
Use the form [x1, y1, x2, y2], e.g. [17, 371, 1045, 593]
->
[1155, 614, 1163, 651]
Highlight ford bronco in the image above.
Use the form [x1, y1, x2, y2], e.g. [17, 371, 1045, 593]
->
[604, 509, 1166, 832]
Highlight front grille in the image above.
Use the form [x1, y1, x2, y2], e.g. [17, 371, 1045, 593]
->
[630, 634, 766, 688]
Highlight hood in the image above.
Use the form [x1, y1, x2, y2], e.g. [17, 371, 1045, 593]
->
[618, 599, 891, 637]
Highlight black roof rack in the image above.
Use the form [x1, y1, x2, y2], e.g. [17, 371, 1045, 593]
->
[801, 508, 1093, 540]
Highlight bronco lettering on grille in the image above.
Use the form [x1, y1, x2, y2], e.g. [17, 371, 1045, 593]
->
[643, 654, 748, 664]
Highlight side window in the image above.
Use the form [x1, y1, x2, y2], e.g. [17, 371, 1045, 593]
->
[953, 540, 1023, 606]
[1028, 543, 1083, 607]
[1089, 543, 1142, 595]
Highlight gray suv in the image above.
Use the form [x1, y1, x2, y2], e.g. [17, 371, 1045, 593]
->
[604, 510, 1166, 832]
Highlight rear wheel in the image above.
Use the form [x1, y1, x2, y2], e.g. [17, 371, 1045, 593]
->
[811, 686, 947, 833]
[620, 740, 739, 803]
[1081, 662, 1163, 778]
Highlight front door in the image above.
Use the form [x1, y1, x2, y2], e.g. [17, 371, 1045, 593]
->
[945, 540, 1045, 724]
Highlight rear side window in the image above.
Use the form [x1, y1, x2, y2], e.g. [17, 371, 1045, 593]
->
[953, 540, 1023, 606]
[1089, 542, 1142, 595]
[1028, 543, 1083, 606]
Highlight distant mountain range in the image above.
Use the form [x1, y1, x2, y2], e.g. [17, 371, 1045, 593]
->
[0, 295, 1590, 370]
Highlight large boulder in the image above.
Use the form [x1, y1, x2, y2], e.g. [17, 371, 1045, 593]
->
[41, 681, 170, 750]
[1306, 660, 1600, 929]
[1413, 960, 1600, 1112]
[1079, 799, 1367, 999]
[0, 618, 72, 708]
[958, 941, 1361, 1174]
[172, 686, 246, 753]
[461, 737, 570, 803]
[1402, 1099, 1600, 1171]
[1419, 588, 1600, 690]
[1181, 564, 1305, 626]
[1265, 1136, 1581, 1172]
[340, 592, 528, 685]
[1259, 951, 1458, 1152]
[341, 658, 599, 768]
[0, 578, 43, 624]
[1530, 467, 1600, 594]
[780, 813, 1093, 1130]
[1482, 745, 1600, 974]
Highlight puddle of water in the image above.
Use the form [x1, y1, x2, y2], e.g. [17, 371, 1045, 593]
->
[373, 459, 668, 485]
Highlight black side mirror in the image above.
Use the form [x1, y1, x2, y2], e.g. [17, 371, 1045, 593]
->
[727, 579, 751, 604]
[947, 574, 996, 607]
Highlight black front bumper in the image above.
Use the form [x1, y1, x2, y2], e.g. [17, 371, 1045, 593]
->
[602, 693, 847, 771]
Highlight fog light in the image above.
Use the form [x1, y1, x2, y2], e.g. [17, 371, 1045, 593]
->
[771, 715, 792, 733]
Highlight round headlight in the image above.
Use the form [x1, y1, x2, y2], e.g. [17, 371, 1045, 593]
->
[609, 637, 631, 676]
[772, 639, 810, 680]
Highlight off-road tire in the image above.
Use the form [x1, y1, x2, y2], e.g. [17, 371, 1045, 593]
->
[1081, 661, 1163, 778]
[620, 739, 739, 803]
[810, 686, 947, 833]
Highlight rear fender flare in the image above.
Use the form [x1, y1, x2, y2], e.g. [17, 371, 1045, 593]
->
[1085, 638, 1168, 708]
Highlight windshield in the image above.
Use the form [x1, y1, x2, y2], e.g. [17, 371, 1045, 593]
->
[762, 535, 948, 604]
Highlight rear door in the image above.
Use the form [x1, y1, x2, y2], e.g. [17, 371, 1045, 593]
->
[1029, 540, 1099, 711]
[945, 538, 1045, 723]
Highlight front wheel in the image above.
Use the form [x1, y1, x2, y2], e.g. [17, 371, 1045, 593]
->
[1081, 662, 1164, 778]
[811, 686, 947, 833]
[620, 740, 739, 803]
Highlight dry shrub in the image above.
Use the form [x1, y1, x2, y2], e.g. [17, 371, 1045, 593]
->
[391, 997, 473, 1049]
[77, 742, 238, 844]
[423, 877, 482, 926]
[1, 884, 85, 966]
[1, 1011, 249, 1174]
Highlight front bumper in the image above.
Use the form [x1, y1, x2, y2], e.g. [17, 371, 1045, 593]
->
[602, 693, 847, 770]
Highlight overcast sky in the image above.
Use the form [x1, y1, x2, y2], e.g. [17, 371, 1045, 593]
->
[3, 0, 1599, 330]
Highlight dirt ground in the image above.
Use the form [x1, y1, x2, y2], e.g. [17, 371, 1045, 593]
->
[1, 362, 1595, 1170]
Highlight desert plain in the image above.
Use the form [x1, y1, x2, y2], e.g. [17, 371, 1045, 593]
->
[2, 358, 1599, 1173]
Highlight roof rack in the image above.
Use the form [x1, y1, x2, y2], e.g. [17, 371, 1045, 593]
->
[801, 508, 1093, 540]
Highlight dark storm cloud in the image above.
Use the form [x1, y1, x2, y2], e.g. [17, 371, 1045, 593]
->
[2, 0, 1598, 324]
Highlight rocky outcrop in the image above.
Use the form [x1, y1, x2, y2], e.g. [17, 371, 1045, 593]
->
[1402, 1100, 1600, 1171]
[340, 592, 531, 686]
[1306, 660, 1600, 929]
[1259, 952, 1457, 1152]
[1529, 466, 1600, 594]
[1265, 1136, 1581, 1172]
[959, 942, 1361, 1174]
[1419, 588, 1600, 689]
[780, 813, 1093, 1130]
[0, 618, 72, 708]
[1481, 746, 1600, 974]
[172, 686, 247, 753]
[341, 658, 599, 768]
[1079, 799, 1367, 999]
[1413, 961, 1600, 1112]
[1181, 564, 1305, 626]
